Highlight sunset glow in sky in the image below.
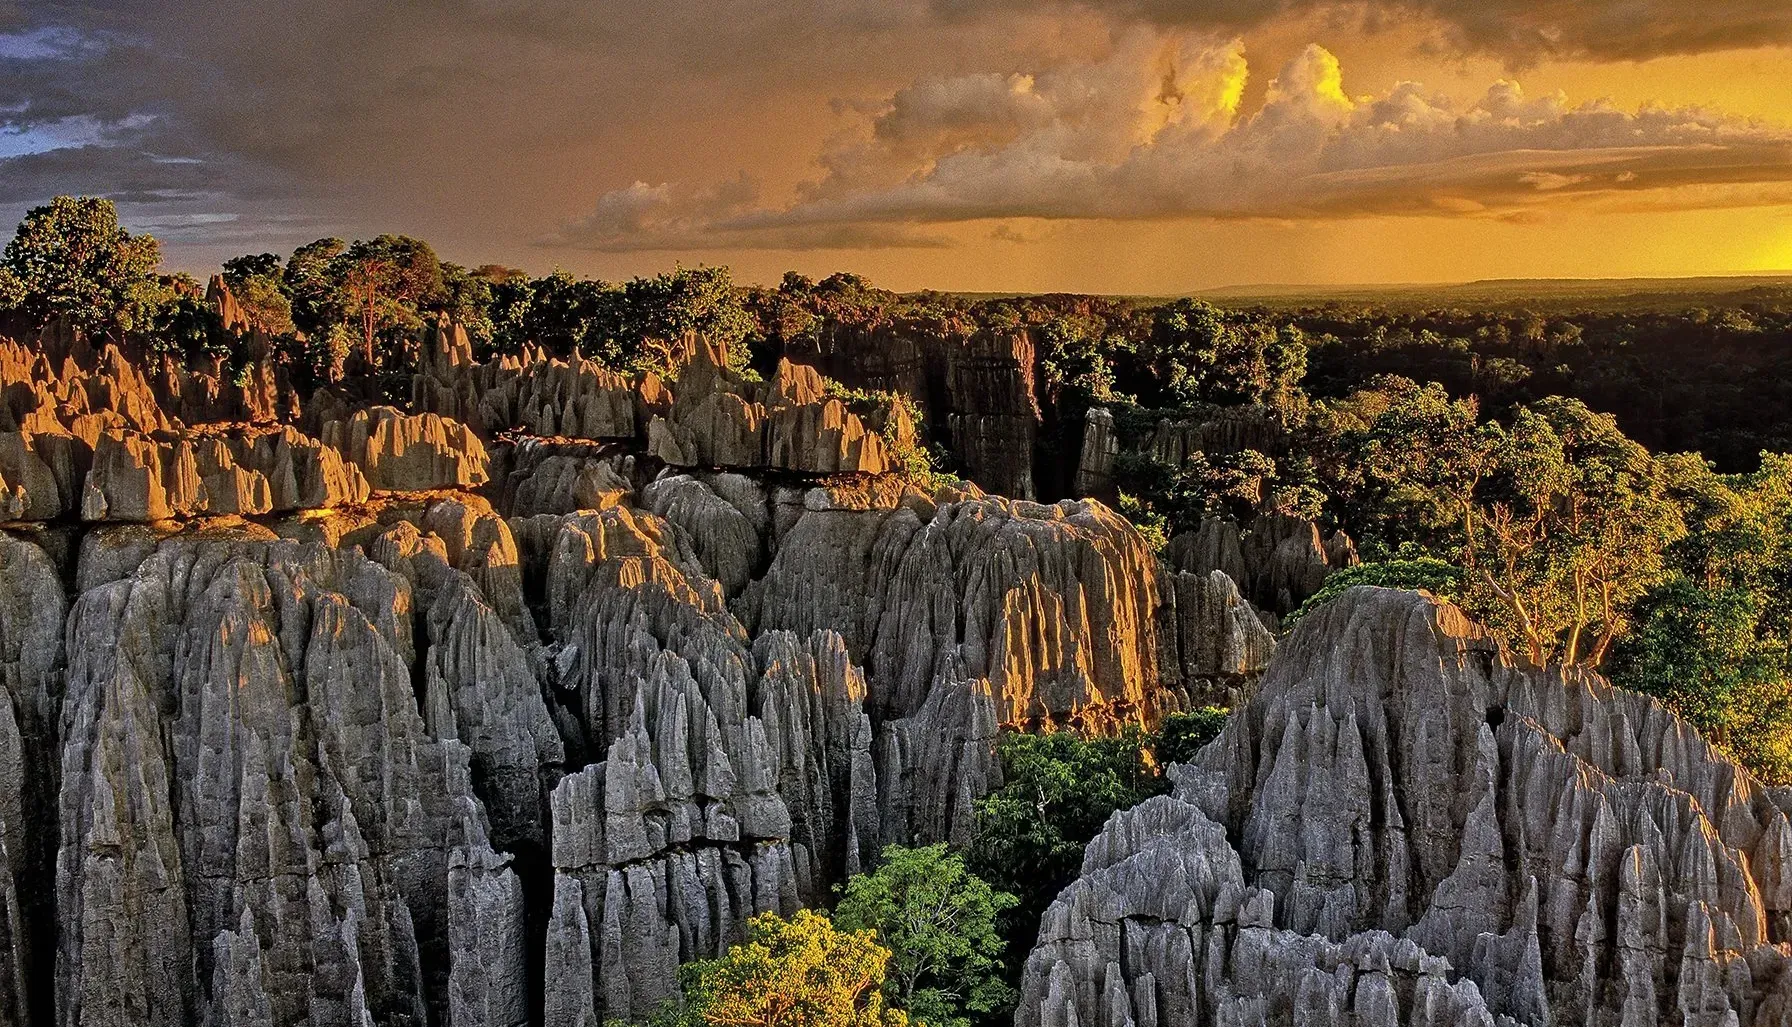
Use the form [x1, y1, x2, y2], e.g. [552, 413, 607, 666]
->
[3, 0, 1791, 291]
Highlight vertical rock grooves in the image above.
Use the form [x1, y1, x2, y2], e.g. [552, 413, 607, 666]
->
[746, 490, 1163, 730]
[0, 534, 65, 1027]
[0, 326, 1303, 1027]
[1020, 586, 1792, 1027]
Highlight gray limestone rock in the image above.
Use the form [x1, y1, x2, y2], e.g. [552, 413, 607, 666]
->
[1167, 514, 1358, 618]
[54, 531, 518, 1027]
[1157, 568, 1276, 711]
[1019, 587, 1792, 1027]
[643, 474, 763, 597]
[0, 534, 65, 1027]
[748, 493, 1162, 728]
[1073, 406, 1117, 499]
[0, 330, 1445, 1027]
[495, 438, 637, 517]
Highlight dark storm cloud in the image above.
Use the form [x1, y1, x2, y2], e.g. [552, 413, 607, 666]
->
[931, 0, 1792, 63]
[2, 0, 1790, 262]
[0, 0, 945, 253]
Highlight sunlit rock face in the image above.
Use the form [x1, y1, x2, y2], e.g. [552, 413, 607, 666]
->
[746, 490, 1164, 729]
[0, 322, 1331, 1027]
[1019, 586, 1792, 1027]
[27, 502, 1064, 1027]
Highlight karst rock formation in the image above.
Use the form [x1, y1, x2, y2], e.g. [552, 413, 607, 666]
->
[1020, 586, 1792, 1027]
[10, 307, 1775, 1027]
[0, 315, 1290, 1027]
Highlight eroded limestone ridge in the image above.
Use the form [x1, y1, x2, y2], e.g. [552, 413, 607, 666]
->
[1020, 586, 1792, 1027]
[0, 323, 1298, 1027]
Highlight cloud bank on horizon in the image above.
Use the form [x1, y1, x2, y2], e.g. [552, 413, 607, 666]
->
[2, 0, 1790, 271]
[560, 34, 1792, 251]
[931, 0, 1792, 64]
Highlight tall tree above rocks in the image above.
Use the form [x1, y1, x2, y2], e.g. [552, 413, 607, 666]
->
[1, 195, 164, 337]
[333, 234, 445, 367]
[220, 252, 296, 337]
[1468, 395, 1685, 667]
[282, 237, 347, 337]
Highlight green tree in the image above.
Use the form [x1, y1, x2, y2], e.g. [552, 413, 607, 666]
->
[221, 252, 283, 282]
[623, 265, 754, 376]
[510, 268, 602, 358]
[969, 729, 1163, 970]
[233, 275, 296, 337]
[0, 266, 23, 311]
[833, 845, 1016, 1027]
[1606, 452, 1792, 781]
[283, 237, 347, 336]
[289, 323, 355, 387]
[1115, 490, 1170, 553]
[435, 261, 497, 345]
[1309, 376, 1491, 558]
[3, 195, 164, 336]
[1142, 299, 1305, 410]
[1607, 578, 1792, 781]
[332, 234, 444, 367]
[1467, 397, 1684, 667]
[1110, 448, 1287, 531]
[143, 290, 216, 363]
[1038, 314, 1118, 411]
[220, 252, 296, 337]
[677, 909, 909, 1027]
[482, 266, 537, 359]
[1144, 299, 1225, 407]
[1154, 707, 1230, 766]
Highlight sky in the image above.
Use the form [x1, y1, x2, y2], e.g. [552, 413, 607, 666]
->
[3, 0, 1792, 293]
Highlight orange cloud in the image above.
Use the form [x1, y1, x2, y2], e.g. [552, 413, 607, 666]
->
[562, 38, 1792, 250]
[933, 0, 1792, 64]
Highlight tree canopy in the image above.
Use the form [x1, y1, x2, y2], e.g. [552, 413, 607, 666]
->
[833, 845, 1015, 1027]
[2, 196, 164, 337]
[674, 910, 909, 1027]
[1606, 453, 1792, 779]
[1142, 299, 1306, 411]
[969, 728, 1164, 979]
[1466, 396, 1684, 667]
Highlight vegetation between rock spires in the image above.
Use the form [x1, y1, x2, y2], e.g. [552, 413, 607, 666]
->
[1153, 706, 1231, 766]
[823, 380, 961, 491]
[833, 846, 1016, 1027]
[648, 910, 909, 1027]
[1284, 557, 1465, 628]
[950, 712, 1231, 1016]
[967, 728, 1164, 997]
[616, 850, 1017, 1027]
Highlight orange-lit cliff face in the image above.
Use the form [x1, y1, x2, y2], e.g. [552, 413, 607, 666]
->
[2, 1, 1789, 289]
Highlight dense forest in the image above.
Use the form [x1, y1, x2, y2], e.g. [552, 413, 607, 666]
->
[8, 196, 1792, 1025]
